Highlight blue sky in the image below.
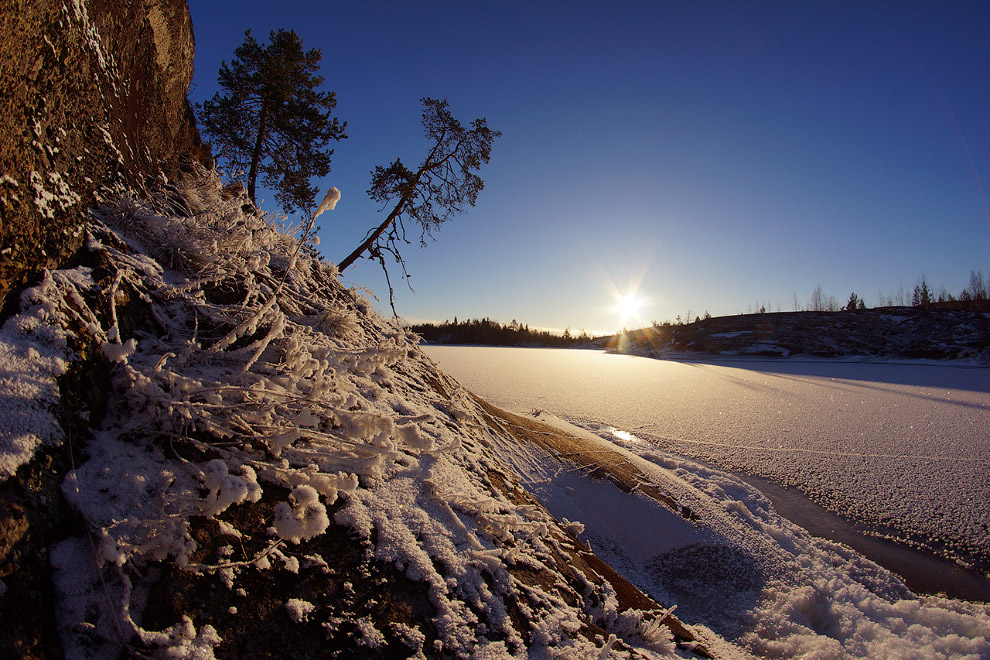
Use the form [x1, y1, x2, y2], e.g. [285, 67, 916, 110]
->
[187, 1, 989, 335]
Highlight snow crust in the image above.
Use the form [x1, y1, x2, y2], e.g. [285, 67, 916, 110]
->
[491, 410, 990, 659]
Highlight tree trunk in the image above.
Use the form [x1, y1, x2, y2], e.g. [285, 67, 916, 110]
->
[337, 201, 405, 273]
[337, 174, 421, 273]
[247, 96, 270, 204]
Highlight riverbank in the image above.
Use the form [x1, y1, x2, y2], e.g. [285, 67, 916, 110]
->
[471, 398, 990, 656]
[607, 307, 990, 361]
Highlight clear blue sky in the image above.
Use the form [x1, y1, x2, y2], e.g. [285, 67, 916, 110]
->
[187, 1, 989, 335]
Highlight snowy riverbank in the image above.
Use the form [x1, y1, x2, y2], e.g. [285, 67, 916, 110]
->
[480, 405, 990, 658]
[1, 165, 734, 658]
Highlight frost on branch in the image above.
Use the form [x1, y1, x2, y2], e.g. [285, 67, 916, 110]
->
[201, 460, 262, 518]
[24, 164, 694, 658]
[313, 186, 341, 220]
[271, 485, 329, 543]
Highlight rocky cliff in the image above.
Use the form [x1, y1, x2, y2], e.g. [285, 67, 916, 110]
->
[0, 0, 204, 312]
[0, 1, 200, 655]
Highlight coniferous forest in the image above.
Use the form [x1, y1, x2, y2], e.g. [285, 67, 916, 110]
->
[410, 318, 597, 347]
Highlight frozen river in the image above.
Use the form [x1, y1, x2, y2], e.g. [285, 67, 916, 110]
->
[423, 346, 990, 577]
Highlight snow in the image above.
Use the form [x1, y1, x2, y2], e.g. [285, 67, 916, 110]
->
[7, 165, 707, 658]
[486, 409, 990, 658]
[425, 346, 990, 575]
[12, 155, 985, 657]
[271, 485, 330, 543]
[201, 460, 262, 518]
[29, 170, 81, 219]
[285, 598, 315, 623]
[426, 346, 990, 658]
[313, 186, 341, 219]
[0, 271, 73, 481]
[101, 337, 137, 363]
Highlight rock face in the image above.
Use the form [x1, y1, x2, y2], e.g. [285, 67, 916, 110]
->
[0, 2, 201, 655]
[0, 0, 203, 311]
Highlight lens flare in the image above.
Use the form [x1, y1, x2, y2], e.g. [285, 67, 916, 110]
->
[614, 290, 649, 328]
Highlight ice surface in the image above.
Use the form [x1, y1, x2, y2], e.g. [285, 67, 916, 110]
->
[425, 346, 990, 575]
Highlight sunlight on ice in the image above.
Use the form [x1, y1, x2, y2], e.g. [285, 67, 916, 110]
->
[610, 428, 641, 443]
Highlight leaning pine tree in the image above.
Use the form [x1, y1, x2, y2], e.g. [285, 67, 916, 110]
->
[199, 29, 347, 214]
[338, 98, 499, 312]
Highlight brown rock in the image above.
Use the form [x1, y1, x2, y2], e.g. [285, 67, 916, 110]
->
[0, 0, 205, 313]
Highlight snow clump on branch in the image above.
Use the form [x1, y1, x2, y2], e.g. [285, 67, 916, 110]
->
[8, 163, 706, 658]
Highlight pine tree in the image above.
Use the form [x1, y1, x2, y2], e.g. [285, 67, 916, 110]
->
[200, 29, 347, 214]
[337, 98, 499, 312]
[913, 275, 933, 307]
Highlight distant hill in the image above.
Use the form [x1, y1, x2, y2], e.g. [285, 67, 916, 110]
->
[607, 308, 990, 361]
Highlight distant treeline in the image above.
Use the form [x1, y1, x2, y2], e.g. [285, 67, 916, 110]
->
[661, 269, 990, 327]
[410, 318, 596, 346]
[414, 271, 990, 348]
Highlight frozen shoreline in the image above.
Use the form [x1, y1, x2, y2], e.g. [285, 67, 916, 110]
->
[521, 409, 990, 603]
[424, 344, 990, 582]
[483, 405, 990, 656]
[727, 467, 990, 602]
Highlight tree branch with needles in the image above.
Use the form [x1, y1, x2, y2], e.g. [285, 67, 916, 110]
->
[336, 98, 500, 314]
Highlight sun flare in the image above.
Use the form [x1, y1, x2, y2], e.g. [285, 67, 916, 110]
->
[614, 292, 647, 327]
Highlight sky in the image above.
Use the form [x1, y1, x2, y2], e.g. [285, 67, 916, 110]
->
[186, 1, 990, 336]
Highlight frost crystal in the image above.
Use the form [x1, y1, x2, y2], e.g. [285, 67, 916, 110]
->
[285, 598, 316, 623]
[313, 186, 341, 219]
[272, 485, 329, 544]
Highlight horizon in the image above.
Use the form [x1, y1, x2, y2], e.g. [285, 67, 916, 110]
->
[405, 284, 988, 339]
[187, 1, 990, 334]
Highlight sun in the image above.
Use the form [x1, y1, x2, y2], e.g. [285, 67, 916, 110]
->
[614, 292, 647, 327]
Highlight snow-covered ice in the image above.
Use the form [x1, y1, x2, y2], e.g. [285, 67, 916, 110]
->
[424, 346, 990, 577]
[482, 406, 990, 658]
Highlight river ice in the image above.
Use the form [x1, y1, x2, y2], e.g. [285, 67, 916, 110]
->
[423, 346, 990, 574]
